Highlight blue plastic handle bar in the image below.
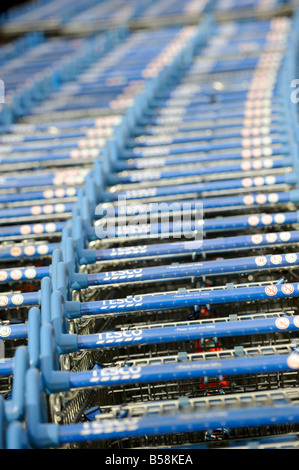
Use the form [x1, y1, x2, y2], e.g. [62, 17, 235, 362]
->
[127, 126, 285, 149]
[0, 170, 87, 191]
[108, 189, 297, 217]
[146, 101, 282, 120]
[147, 109, 284, 128]
[0, 188, 78, 205]
[86, 251, 299, 288]
[0, 292, 40, 311]
[0, 221, 66, 238]
[0, 150, 101, 166]
[0, 204, 73, 220]
[0, 360, 13, 377]
[121, 136, 288, 159]
[185, 59, 278, 74]
[146, 109, 284, 126]
[97, 210, 299, 239]
[0, 136, 106, 154]
[0, 174, 58, 190]
[68, 352, 299, 390]
[0, 116, 119, 134]
[94, 230, 299, 261]
[0, 324, 28, 340]
[76, 314, 299, 351]
[107, 157, 291, 185]
[79, 281, 299, 317]
[0, 127, 112, 145]
[111, 174, 295, 201]
[132, 112, 284, 133]
[144, 113, 284, 131]
[0, 266, 49, 285]
[119, 145, 290, 170]
[0, 243, 59, 262]
[128, 123, 284, 146]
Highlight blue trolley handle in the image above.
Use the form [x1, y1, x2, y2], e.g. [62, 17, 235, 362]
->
[0, 243, 60, 263]
[68, 352, 299, 389]
[76, 315, 299, 352]
[109, 189, 298, 217]
[108, 157, 292, 185]
[0, 292, 40, 311]
[0, 221, 66, 238]
[0, 360, 14, 377]
[78, 281, 299, 317]
[113, 174, 296, 201]
[95, 210, 299, 239]
[0, 323, 28, 340]
[0, 266, 49, 285]
[94, 230, 299, 262]
[85, 251, 299, 288]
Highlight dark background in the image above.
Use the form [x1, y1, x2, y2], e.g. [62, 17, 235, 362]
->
[0, 0, 29, 15]
[0, 1, 32, 44]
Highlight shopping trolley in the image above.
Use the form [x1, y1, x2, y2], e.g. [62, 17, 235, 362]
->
[0, 23, 208, 324]
[0, 24, 202, 314]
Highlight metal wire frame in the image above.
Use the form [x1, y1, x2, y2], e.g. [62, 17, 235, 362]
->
[82, 387, 299, 418]
[0, 375, 12, 398]
[105, 168, 290, 193]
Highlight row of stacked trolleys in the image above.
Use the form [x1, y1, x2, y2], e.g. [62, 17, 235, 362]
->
[2, 0, 299, 450]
